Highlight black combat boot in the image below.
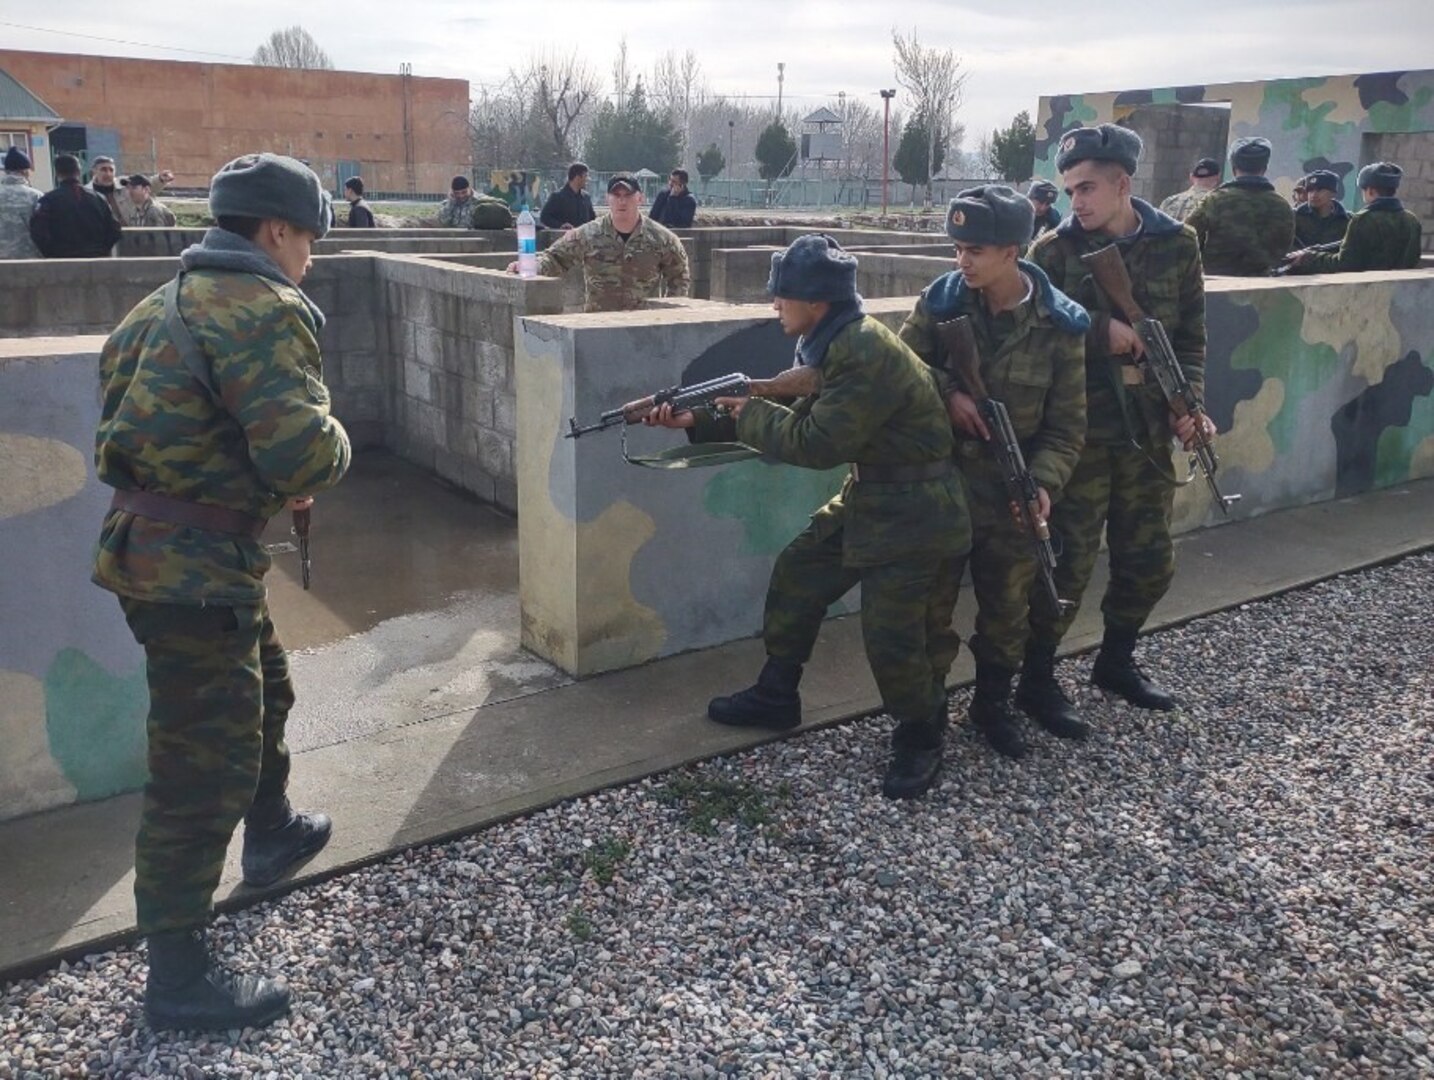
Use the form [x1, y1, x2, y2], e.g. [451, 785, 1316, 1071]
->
[1015, 643, 1090, 740]
[1090, 626, 1179, 711]
[882, 707, 947, 800]
[969, 663, 1028, 759]
[144, 926, 290, 1032]
[707, 657, 802, 730]
[242, 798, 333, 888]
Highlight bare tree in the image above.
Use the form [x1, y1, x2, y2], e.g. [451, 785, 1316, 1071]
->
[651, 50, 707, 168]
[891, 28, 968, 205]
[612, 38, 631, 113]
[523, 52, 601, 167]
[252, 26, 333, 70]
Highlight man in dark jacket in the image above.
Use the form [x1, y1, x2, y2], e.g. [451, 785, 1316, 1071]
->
[1292, 170, 1349, 249]
[1026, 179, 1062, 237]
[1288, 161, 1423, 273]
[343, 177, 377, 227]
[650, 169, 697, 228]
[539, 161, 597, 231]
[30, 154, 122, 257]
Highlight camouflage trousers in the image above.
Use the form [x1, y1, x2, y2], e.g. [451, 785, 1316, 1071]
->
[1028, 441, 1176, 648]
[118, 597, 293, 934]
[763, 519, 962, 722]
[954, 466, 1044, 672]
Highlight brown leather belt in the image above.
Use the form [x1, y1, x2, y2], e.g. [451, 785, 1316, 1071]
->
[110, 489, 268, 539]
[850, 459, 953, 484]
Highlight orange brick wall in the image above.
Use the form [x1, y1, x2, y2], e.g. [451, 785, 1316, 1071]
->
[0, 49, 470, 194]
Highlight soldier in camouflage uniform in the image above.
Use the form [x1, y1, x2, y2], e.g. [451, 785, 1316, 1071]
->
[1292, 170, 1350, 249]
[122, 174, 178, 227]
[1027, 180, 1062, 239]
[436, 175, 476, 227]
[899, 186, 1088, 759]
[647, 235, 970, 799]
[86, 155, 175, 225]
[0, 146, 43, 259]
[522, 173, 689, 312]
[1288, 162, 1423, 273]
[1022, 124, 1213, 728]
[1185, 137, 1294, 276]
[92, 153, 350, 1032]
[1158, 157, 1221, 222]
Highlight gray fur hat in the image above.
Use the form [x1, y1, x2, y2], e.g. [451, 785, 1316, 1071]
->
[1229, 136, 1272, 170]
[946, 185, 1035, 247]
[1357, 161, 1402, 191]
[1027, 179, 1059, 203]
[768, 234, 860, 304]
[210, 153, 332, 238]
[1054, 123, 1143, 175]
[1305, 169, 1339, 193]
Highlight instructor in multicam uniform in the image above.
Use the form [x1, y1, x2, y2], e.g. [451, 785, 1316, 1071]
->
[92, 153, 351, 1032]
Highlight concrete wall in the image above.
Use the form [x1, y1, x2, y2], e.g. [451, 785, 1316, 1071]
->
[1363, 132, 1434, 253]
[517, 272, 1434, 677]
[114, 229, 497, 259]
[1035, 69, 1434, 230]
[710, 248, 951, 303]
[1121, 104, 1232, 206]
[0, 49, 470, 192]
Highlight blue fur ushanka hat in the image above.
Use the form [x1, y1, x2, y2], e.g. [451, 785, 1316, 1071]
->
[1055, 123, 1143, 175]
[767, 234, 860, 304]
[946, 185, 1035, 246]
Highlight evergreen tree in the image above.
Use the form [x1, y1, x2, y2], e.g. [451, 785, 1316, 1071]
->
[755, 121, 798, 182]
[892, 113, 945, 197]
[584, 78, 683, 173]
[988, 110, 1037, 182]
[696, 143, 726, 181]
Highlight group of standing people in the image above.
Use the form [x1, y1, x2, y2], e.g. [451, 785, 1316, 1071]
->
[1156, 139, 1423, 275]
[646, 122, 1210, 798]
[0, 147, 177, 259]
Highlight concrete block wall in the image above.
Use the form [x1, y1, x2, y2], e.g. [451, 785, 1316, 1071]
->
[114, 228, 498, 259]
[1362, 132, 1434, 253]
[1122, 104, 1232, 206]
[376, 257, 564, 511]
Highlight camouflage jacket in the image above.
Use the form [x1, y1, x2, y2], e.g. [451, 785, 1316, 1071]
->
[93, 268, 351, 605]
[128, 197, 177, 228]
[1293, 202, 1350, 249]
[538, 213, 690, 312]
[898, 261, 1088, 500]
[436, 196, 474, 228]
[1299, 198, 1423, 273]
[698, 315, 970, 568]
[88, 175, 169, 225]
[1158, 186, 1214, 223]
[0, 173, 42, 258]
[1185, 177, 1295, 276]
[1029, 198, 1206, 448]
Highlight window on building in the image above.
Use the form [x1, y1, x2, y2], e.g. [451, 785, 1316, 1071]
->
[1, 132, 32, 159]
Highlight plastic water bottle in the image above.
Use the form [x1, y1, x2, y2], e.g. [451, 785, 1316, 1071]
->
[517, 206, 538, 279]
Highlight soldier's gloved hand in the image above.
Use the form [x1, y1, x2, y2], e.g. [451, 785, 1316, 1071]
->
[1108, 319, 1145, 359]
[945, 390, 990, 441]
[1171, 411, 1216, 451]
[643, 403, 695, 429]
[1009, 487, 1052, 531]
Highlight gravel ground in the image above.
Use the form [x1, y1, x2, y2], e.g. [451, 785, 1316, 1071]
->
[3, 553, 1431, 1079]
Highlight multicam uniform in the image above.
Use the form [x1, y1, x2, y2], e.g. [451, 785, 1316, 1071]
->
[1185, 177, 1295, 275]
[436, 196, 474, 228]
[93, 265, 350, 934]
[1026, 198, 1205, 647]
[0, 173, 42, 258]
[537, 213, 690, 312]
[1158, 186, 1214, 223]
[128, 197, 178, 227]
[898, 262, 1087, 674]
[694, 313, 971, 737]
[1297, 198, 1423, 272]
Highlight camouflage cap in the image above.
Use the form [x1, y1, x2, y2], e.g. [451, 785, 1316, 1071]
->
[1229, 136, 1272, 170]
[947, 185, 1034, 247]
[1305, 169, 1339, 193]
[1027, 179, 1059, 203]
[210, 153, 332, 239]
[1054, 124, 1143, 175]
[1357, 161, 1402, 191]
[1191, 157, 1221, 178]
[768, 234, 859, 304]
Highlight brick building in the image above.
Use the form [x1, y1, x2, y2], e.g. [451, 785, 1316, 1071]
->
[0, 49, 471, 196]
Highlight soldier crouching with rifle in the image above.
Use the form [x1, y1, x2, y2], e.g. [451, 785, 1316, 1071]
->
[645, 235, 971, 799]
[898, 185, 1089, 759]
[92, 154, 350, 1031]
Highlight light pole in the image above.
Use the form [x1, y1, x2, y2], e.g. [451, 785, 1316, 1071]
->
[880, 89, 896, 218]
[728, 119, 735, 199]
[777, 63, 785, 120]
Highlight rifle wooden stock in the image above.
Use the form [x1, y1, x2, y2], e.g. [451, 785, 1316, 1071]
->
[935, 315, 988, 400]
[1080, 244, 1146, 324]
[746, 364, 823, 401]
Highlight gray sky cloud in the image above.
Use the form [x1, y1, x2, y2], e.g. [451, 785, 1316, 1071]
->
[2, 1, 1427, 150]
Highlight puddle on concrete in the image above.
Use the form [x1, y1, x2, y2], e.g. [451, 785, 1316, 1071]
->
[261, 452, 572, 752]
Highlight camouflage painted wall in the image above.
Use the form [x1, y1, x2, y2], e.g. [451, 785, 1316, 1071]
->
[1035, 70, 1434, 226]
[518, 276, 1434, 677]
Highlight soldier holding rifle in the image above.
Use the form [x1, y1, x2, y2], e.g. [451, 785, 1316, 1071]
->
[898, 185, 1089, 759]
[645, 235, 971, 799]
[1023, 124, 1215, 727]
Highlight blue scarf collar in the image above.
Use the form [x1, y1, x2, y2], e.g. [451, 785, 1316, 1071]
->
[179, 227, 326, 328]
[1365, 196, 1405, 214]
[796, 299, 865, 368]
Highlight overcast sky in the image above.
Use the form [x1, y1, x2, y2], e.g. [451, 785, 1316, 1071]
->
[2, 1, 1427, 145]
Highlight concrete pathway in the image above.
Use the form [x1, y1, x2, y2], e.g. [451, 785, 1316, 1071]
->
[2, 477, 1431, 978]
